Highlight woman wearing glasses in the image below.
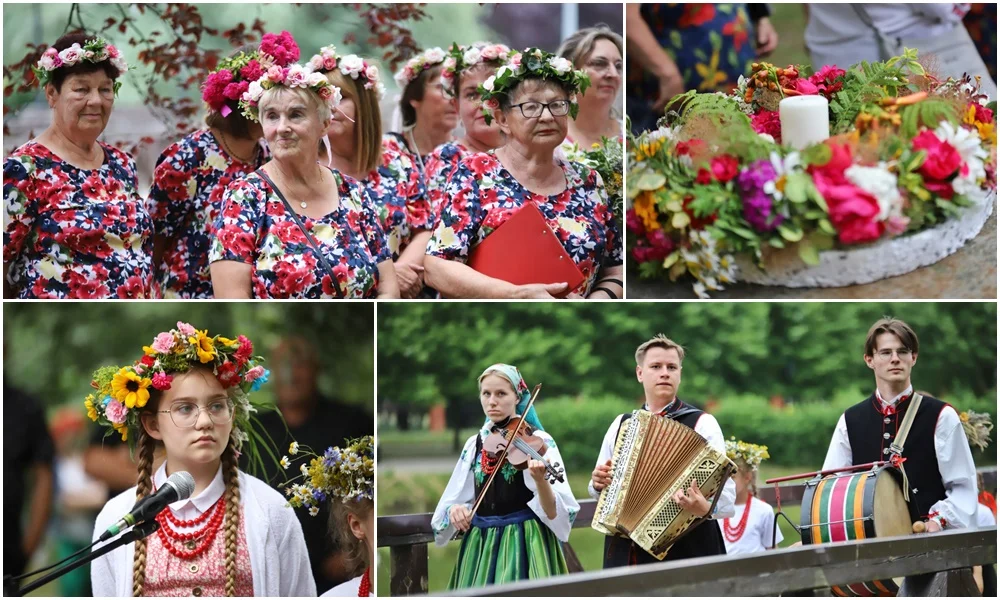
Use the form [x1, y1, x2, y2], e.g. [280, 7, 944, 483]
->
[90, 325, 315, 597]
[425, 48, 624, 299]
[557, 26, 624, 150]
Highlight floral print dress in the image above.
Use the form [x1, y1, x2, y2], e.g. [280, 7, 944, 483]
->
[3, 141, 153, 298]
[627, 3, 757, 133]
[424, 141, 470, 217]
[363, 136, 434, 259]
[426, 152, 623, 296]
[147, 129, 264, 298]
[209, 169, 389, 298]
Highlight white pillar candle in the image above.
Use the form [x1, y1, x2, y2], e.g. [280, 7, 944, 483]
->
[779, 95, 830, 150]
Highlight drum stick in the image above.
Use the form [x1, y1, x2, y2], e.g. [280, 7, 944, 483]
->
[764, 461, 888, 484]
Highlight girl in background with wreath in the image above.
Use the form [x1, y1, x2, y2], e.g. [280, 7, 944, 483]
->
[430, 364, 578, 589]
[88, 323, 315, 596]
[284, 436, 375, 597]
[718, 438, 783, 554]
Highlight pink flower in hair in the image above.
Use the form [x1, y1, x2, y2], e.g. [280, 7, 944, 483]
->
[240, 59, 264, 83]
[176, 322, 196, 336]
[151, 372, 173, 391]
[151, 332, 175, 354]
[105, 399, 128, 425]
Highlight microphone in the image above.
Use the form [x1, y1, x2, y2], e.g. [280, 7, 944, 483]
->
[99, 471, 195, 542]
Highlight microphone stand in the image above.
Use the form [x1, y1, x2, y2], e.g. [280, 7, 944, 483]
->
[4, 519, 160, 597]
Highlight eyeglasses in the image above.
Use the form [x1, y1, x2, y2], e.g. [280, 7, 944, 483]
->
[510, 100, 571, 119]
[874, 348, 912, 361]
[159, 400, 234, 428]
[585, 58, 623, 75]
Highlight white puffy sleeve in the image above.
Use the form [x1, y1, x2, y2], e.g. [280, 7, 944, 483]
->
[694, 413, 736, 520]
[522, 431, 579, 543]
[929, 406, 978, 530]
[587, 415, 624, 499]
[430, 434, 478, 546]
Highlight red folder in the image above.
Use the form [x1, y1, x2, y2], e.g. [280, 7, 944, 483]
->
[468, 202, 585, 297]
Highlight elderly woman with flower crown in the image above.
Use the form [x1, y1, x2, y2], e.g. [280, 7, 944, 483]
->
[425, 48, 624, 299]
[424, 42, 511, 217]
[283, 436, 375, 597]
[389, 47, 459, 170]
[306, 46, 434, 299]
[208, 62, 399, 299]
[718, 438, 783, 554]
[148, 32, 298, 299]
[3, 33, 151, 299]
[431, 364, 578, 589]
[89, 323, 315, 596]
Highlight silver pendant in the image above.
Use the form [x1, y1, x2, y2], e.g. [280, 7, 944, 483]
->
[300, 201, 308, 209]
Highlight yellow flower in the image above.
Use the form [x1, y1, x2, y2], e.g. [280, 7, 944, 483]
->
[189, 330, 217, 364]
[633, 191, 661, 232]
[960, 411, 970, 423]
[141, 345, 157, 356]
[85, 394, 98, 421]
[114, 423, 129, 442]
[111, 368, 152, 409]
[217, 336, 238, 349]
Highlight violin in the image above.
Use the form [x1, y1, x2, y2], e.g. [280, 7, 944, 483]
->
[483, 414, 565, 484]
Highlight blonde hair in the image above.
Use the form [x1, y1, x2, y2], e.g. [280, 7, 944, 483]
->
[132, 373, 242, 597]
[634, 334, 686, 365]
[323, 69, 382, 174]
[258, 85, 332, 125]
[328, 498, 374, 576]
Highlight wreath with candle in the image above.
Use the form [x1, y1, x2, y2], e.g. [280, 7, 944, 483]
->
[628, 49, 997, 297]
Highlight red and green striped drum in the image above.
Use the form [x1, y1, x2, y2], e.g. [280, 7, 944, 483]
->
[800, 466, 912, 596]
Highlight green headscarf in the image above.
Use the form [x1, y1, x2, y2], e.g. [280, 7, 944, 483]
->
[478, 363, 545, 432]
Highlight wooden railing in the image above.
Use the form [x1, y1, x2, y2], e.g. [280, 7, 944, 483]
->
[377, 467, 996, 596]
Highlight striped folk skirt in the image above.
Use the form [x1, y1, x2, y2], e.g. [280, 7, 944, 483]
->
[447, 508, 569, 590]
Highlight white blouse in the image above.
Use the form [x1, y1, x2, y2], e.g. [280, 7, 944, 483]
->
[587, 408, 737, 520]
[430, 427, 580, 546]
[821, 388, 978, 530]
[718, 497, 784, 555]
[91, 465, 316, 597]
[322, 574, 372, 597]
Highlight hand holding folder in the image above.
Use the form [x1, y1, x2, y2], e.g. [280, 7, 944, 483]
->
[468, 203, 585, 298]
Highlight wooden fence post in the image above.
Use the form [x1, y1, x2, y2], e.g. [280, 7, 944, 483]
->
[390, 543, 429, 596]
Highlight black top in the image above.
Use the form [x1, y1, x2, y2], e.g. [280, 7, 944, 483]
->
[473, 430, 535, 518]
[4, 382, 55, 577]
[746, 3, 772, 22]
[844, 393, 948, 522]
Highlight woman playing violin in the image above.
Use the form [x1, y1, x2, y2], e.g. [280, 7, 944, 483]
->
[430, 363, 579, 589]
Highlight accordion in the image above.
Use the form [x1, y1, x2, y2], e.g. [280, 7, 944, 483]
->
[592, 410, 736, 559]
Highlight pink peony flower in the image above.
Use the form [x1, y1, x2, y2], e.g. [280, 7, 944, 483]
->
[240, 59, 264, 83]
[751, 110, 782, 143]
[105, 399, 128, 425]
[509, 53, 523, 68]
[912, 130, 962, 181]
[266, 65, 285, 83]
[151, 332, 175, 354]
[151, 372, 173, 391]
[176, 322, 196, 336]
[223, 80, 249, 101]
[235, 335, 254, 364]
[245, 365, 265, 382]
[259, 30, 300, 67]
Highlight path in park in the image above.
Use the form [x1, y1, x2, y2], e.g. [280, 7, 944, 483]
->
[379, 456, 457, 474]
[629, 203, 997, 299]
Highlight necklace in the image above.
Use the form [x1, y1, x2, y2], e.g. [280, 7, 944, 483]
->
[405, 129, 427, 172]
[357, 568, 371, 597]
[155, 497, 226, 559]
[723, 496, 753, 543]
[217, 129, 258, 164]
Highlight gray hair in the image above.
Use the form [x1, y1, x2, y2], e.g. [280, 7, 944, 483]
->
[257, 85, 332, 125]
[557, 24, 623, 68]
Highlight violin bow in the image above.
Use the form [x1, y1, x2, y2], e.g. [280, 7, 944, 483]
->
[451, 383, 542, 540]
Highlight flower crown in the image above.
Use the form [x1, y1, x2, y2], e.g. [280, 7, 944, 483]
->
[282, 436, 374, 516]
[34, 37, 128, 93]
[393, 46, 447, 89]
[304, 45, 386, 100]
[725, 437, 770, 470]
[239, 63, 343, 122]
[441, 41, 512, 98]
[960, 410, 993, 451]
[201, 31, 300, 117]
[478, 47, 591, 125]
[84, 323, 270, 458]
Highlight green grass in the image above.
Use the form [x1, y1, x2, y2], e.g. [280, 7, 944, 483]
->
[377, 467, 811, 595]
[378, 428, 480, 459]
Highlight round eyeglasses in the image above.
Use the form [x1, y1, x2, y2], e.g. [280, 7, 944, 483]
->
[159, 400, 234, 428]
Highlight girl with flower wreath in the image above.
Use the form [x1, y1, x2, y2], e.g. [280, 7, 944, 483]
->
[88, 324, 315, 596]
[430, 364, 579, 589]
[423, 41, 512, 217]
[283, 437, 375, 597]
[390, 47, 459, 170]
[208, 59, 399, 299]
[147, 32, 298, 299]
[425, 47, 623, 299]
[718, 438, 783, 554]
[305, 45, 434, 299]
[4, 33, 151, 299]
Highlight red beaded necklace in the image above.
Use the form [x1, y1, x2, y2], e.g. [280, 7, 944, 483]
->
[723, 496, 753, 543]
[155, 496, 226, 559]
[480, 448, 501, 476]
[357, 568, 371, 597]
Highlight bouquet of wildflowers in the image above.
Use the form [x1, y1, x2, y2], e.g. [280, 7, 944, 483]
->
[282, 436, 374, 516]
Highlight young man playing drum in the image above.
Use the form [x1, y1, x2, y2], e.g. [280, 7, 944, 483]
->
[589, 334, 736, 567]
[821, 317, 978, 532]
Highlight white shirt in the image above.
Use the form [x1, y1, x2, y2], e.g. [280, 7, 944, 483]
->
[975, 504, 996, 528]
[322, 574, 372, 597]
[718, 497, 784, 555]
[821, 389, 978, 529]
[153, 463, 225, 534]
[587, 404, 737, 520]
[91, 466, 316, 597]
[430, 427, 580, 546]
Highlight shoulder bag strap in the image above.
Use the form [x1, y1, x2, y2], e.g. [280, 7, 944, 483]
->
[889, 393, 923, 501]
[254, 169, 345, 299]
